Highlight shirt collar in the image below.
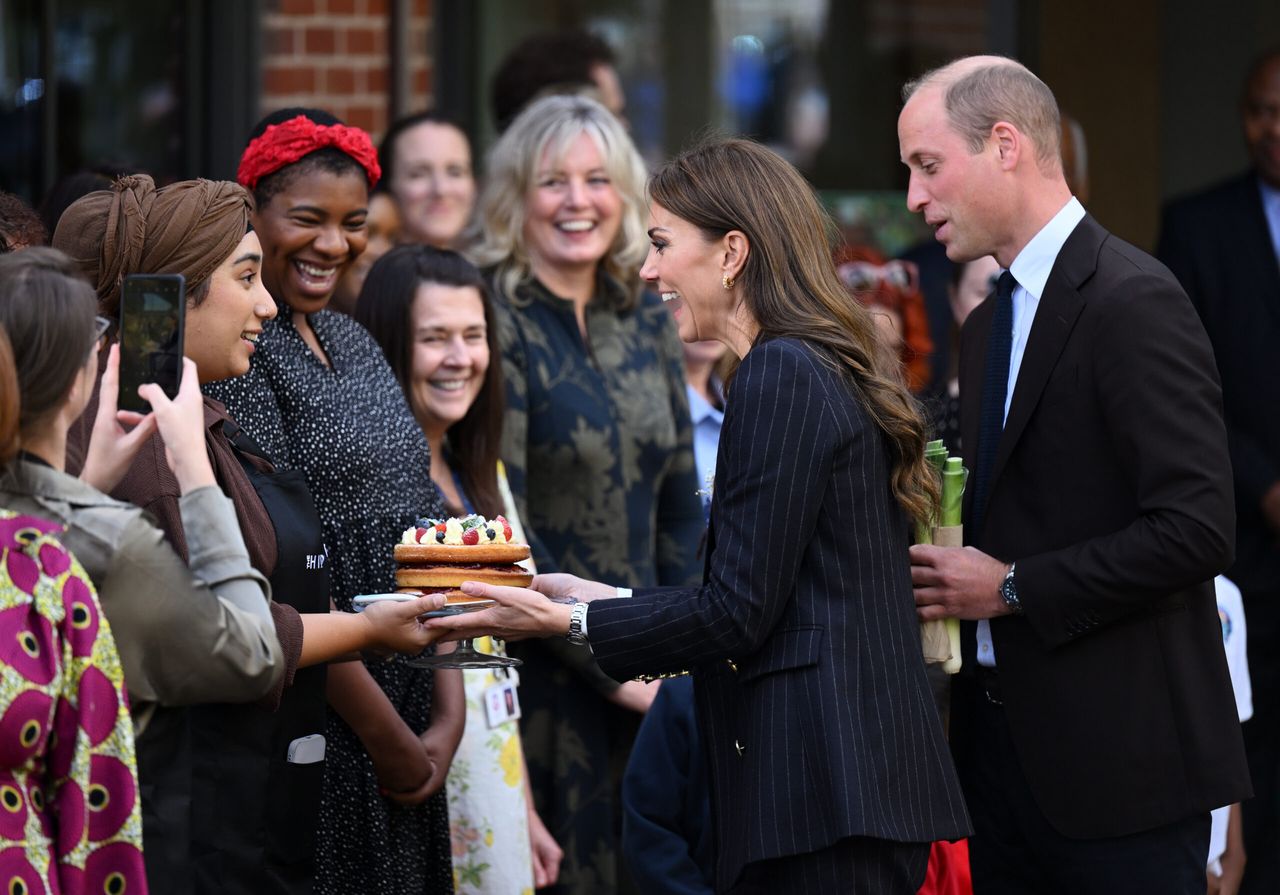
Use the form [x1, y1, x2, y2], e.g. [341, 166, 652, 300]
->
[1008, 196, 1086, 300]
[686, 384, 723, 425]
[1259, 176, 1280, 216]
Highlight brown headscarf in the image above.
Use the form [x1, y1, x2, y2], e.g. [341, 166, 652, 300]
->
[51, 174, 252, 315]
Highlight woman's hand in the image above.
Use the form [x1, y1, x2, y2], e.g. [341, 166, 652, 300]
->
[359, 596, 449, 654]
[607, 679, 661, 714]
[426, 582, 573, 643]
[79, 344, 159, 492]
[530, 573, 621, 604]
[138, 357, 216, 494]
[528, 803, 563, 888]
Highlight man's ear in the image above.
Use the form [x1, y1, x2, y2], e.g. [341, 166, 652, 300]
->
[723, 230, 750, 282]
[992, 121, 1021, 171]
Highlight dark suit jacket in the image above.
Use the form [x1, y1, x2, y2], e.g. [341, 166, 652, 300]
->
[1157, 172, 1280, 598]
[589, 337, 971, 890]
[954, 213, 1252, 839]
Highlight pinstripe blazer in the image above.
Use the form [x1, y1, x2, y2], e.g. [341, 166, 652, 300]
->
[588, 337, 970, 889]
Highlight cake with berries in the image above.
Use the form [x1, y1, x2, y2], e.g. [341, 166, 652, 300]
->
[394, 514, 533, 600]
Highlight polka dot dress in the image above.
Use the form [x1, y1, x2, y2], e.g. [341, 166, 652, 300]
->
[206, 308, 452, 895]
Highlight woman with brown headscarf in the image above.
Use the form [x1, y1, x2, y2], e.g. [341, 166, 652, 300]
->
[53, 174, 448, 895]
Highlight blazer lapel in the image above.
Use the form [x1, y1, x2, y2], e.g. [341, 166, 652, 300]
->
[987, 216, 1099, 491]
[958, 298, 992, 526]
[1235, 176, 1280, 329]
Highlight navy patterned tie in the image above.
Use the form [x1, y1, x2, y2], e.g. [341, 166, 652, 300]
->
[970, 270, 1016, 536]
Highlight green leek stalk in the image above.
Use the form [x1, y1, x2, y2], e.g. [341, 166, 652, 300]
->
[939, 456, 968, 673]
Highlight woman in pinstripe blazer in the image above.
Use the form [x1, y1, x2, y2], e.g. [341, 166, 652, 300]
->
[433, 138, 971, 893]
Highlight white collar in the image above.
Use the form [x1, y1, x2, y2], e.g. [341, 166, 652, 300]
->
[1008, 196, 1086, 300]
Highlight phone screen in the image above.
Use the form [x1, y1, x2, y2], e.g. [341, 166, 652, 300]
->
[118, 274, 186, 413]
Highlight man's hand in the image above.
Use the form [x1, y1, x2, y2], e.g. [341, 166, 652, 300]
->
[910, 544, 1012, 621]
[530, 573, 620, 603]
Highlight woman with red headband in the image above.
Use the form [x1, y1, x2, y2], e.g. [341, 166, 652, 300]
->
[209, 108, 461, 895]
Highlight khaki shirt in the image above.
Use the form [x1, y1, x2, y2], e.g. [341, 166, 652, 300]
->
[0, 459, 283, 736]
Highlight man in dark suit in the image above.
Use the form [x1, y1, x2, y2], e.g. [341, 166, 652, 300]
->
[1157, 48, 1280, 894]
[904, 56, 1252, 892]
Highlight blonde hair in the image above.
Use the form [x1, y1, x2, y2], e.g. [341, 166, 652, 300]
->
[904, 58, 1062, 176]
[471, 95, 648, 306]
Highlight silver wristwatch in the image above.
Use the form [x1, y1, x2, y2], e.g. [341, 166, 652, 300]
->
[999, 562, 1023, 615]
[566, 601, 590, 645]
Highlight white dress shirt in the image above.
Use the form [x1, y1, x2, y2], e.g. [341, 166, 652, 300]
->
[978, 196, 1087, 668]
[1260, 177, 1280, 265]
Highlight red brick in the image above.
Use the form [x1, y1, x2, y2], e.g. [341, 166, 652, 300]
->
[265, 27, 297, 56]
[328, 67, 357, 94]
[328, 0, 358, 12]
[367, 0, 388, 14]
[367, 66, 389, 93]
[263, 65, 316, 95]
[279, 0, 320, 13]
[305, 27, 337, 54]
[347, 105, 379, 134]
[346, 26, 383, 55]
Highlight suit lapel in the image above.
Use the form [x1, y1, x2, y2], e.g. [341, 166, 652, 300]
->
[959, 299, 992, 525]
[987, 216, 1099, 492]
[1234, 176, 1280, 329]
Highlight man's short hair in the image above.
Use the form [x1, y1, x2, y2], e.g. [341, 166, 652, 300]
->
[490, 30, 617, 132]
[904, 59, 1062, 174]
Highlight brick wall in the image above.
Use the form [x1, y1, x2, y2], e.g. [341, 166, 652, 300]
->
[261, 0, 433, 141]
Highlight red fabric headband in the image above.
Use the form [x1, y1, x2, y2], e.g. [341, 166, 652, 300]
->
[237, 115, 381, 192]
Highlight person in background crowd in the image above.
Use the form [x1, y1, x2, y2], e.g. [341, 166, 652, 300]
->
[903, 56, 1249, 893]
[924, 254, 1001, 454]
[205, 107, 461, 895]
[53, 173, 447, 894]
[472, 94, 703, 895]
[490, 30, 626, 132]
[834, 247, 933, 393]
[1157, 48, 1280, 895]
[0, 325, 146, 893]
[437, 134, 970, 894]
[0, 247, 285, 891]
[356, 243, 565, 893]
[331, 189, 402, 315]
[380, 112, 477, 250]
[0, 191, 45, 252]
[37, 163, 133, 238]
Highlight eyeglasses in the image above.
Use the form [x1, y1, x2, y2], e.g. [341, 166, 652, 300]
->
[91, 316, 112, 352]
[837, 260, 918, 294]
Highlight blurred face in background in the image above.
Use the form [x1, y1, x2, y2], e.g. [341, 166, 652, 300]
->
[409, 281, 489, 439]
[523, 131, 622, 280]
[389, 121, 476, 248]
[331, 193, 402, 315]
[949, 254, 1001, 327]
[1244, 54, 1280, 189]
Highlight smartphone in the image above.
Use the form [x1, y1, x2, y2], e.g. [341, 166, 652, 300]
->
[118, 273, 186, 413]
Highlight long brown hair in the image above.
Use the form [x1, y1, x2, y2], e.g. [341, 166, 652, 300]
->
[355, 244, 505, 518]
[648, 138, 938, 523]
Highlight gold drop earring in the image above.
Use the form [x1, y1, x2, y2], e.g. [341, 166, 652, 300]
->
[722, 275, 735, 289]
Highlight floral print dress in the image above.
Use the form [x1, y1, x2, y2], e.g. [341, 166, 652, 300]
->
[0, 510, 144, 894]
[493, 274, 703, 895]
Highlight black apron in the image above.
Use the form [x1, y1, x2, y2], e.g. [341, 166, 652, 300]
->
[182, 420, 330, 894]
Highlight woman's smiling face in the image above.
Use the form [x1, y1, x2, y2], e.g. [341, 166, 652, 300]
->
[408, 281, 489, 438]
[184, 231, 277, 383]
[252, 167, 369, 313]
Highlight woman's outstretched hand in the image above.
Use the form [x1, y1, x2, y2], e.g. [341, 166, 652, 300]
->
[80, 344, 159, 492]
[425, 582, 573, 643]
[138, 357, 216, 494]
[359, 594, 449, 653]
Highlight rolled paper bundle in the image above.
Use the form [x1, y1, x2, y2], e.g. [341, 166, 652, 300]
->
[921, 618, 952, 665]
[940, 456, 967, 528]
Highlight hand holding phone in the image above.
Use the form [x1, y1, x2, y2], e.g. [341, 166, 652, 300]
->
[139, 357, 216, 494]
[118, 274, 186, 414]
[79, 343, 160, 493]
